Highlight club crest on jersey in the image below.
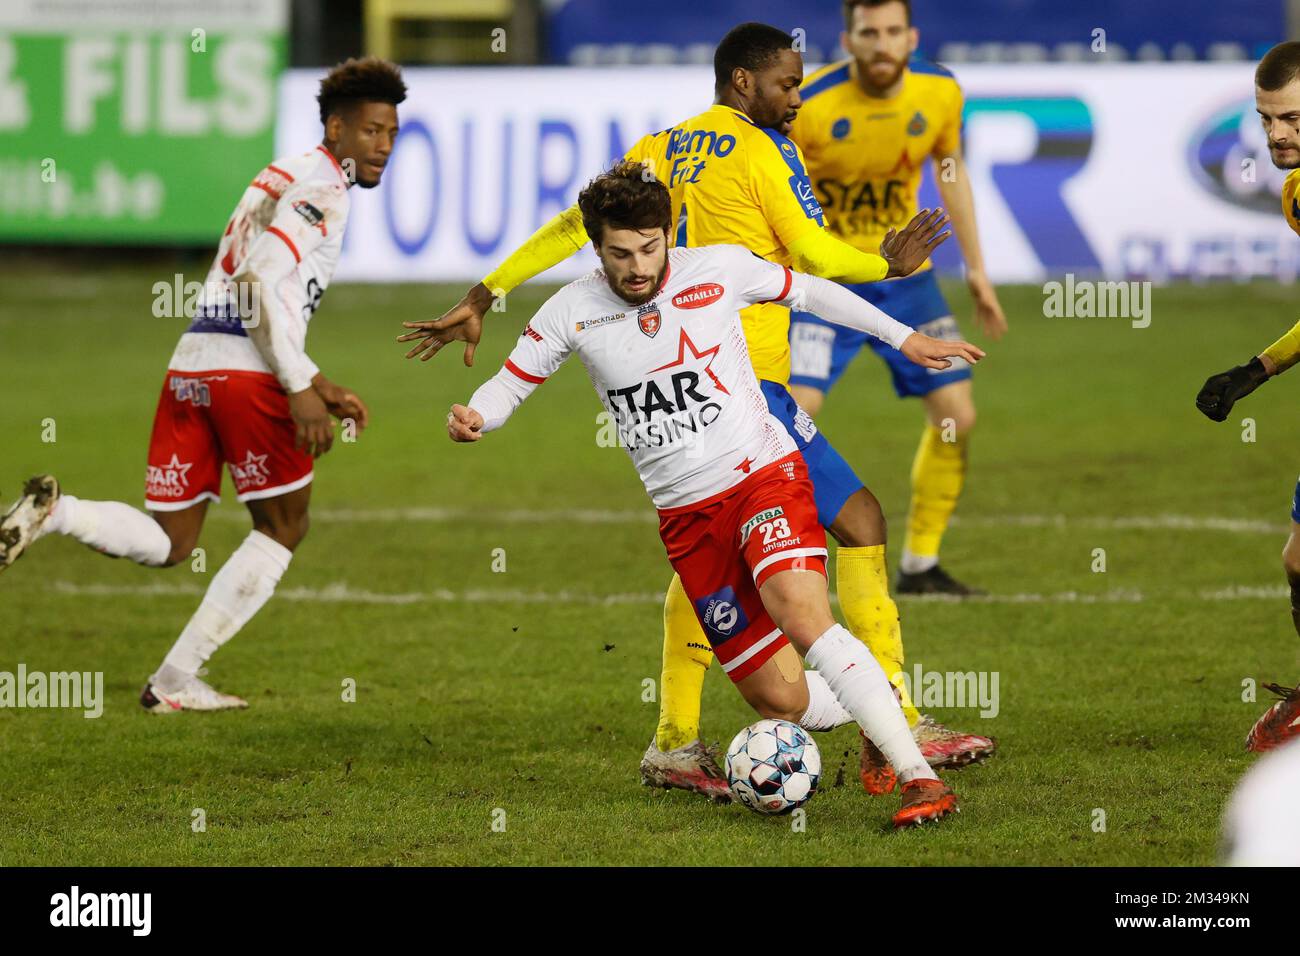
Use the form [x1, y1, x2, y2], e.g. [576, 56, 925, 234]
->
[671, 283, 724, 310]
[832, 117, 851, 139]
[908, 111, 927, 136]
[694, 586, 749, 641]
[292, 200, 326, 236]
[637, 303, 661, 338]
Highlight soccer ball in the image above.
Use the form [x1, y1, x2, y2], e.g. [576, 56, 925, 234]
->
[725, 718, 821, 814]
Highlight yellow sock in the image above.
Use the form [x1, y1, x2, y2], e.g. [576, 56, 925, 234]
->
[836, 544, 921, 726]
[655, 573, 714, 752]
[905, 423, 969, 560]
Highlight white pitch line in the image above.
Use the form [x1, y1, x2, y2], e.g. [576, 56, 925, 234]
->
[41, 580, 1291, 607]
[206, 507, 1286, 534]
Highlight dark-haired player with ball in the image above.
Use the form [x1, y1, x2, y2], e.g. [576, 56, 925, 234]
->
[0, 57, 405, 712]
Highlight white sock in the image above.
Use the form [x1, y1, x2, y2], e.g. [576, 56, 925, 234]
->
[900, 550, 939, 575]
[153, 530, 291, 692]
[799, 670, 855, 731]
[804, 624, 936, 783]
[39, 495, 170, 566]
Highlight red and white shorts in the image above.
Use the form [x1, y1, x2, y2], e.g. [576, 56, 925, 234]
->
[657, 451, 828, 683]
[144, 369, 314, 511]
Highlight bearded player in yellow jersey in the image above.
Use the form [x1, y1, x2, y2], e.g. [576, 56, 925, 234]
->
[788, 0, 1007, 600]
[1197, 41, 1300, 754]
[400, 22, 995, 801]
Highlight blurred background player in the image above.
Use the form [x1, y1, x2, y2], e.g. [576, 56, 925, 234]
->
[400, 21, 995, 799]
[446, 163, 980, 826]
[1196, 41, 1300, 754]
[0, 58, 403, 712]
[789, 0, 1007, 597]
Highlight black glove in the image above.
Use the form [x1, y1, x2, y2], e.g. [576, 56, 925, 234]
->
[1196, 357, 1270, 422]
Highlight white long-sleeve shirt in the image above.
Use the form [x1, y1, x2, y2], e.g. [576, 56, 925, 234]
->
[167, 145, 351, 393]
[468, 244, 913, 510]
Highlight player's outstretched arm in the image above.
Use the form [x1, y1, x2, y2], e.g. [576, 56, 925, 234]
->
[785, 270, 984, 370]
[786, 208, 950, 285]
[447, 404, 485, 442]
[399, 204, 589, 366]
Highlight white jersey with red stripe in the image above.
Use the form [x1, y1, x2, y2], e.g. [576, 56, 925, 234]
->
[484, 245, 803, 510]
[167, 145, 351, 393]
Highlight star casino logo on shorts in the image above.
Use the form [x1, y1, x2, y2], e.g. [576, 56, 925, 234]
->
[230, 450, 271, 488]
[694, 586, 749, 641]
[146, 454, 193, 499]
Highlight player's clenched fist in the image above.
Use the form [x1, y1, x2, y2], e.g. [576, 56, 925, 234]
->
[1196, 357, 1271, 422]
[899, 332, 985, 371]
[447, 404, 485, 442]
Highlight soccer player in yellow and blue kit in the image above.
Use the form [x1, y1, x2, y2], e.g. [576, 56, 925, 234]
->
[1196, 41, 1300, 754]
[400, 21, 995, 801]
[788, 0, 1008, 597]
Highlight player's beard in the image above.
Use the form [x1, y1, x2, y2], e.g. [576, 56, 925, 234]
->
[858, 55, 906, 95]
[1269, 143, 1300, 170]
[611, 258, 667, 306]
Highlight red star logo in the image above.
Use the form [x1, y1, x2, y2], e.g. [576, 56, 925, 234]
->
[648, 328, 729, 395]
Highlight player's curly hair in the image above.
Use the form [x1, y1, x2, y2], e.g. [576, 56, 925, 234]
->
[1257, 42, 1300, 92]
[317, 57, 407, 126]
[577, 160, 672, 245]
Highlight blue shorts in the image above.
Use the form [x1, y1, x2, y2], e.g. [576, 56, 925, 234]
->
[1291, 478, 1300, 524]
[761, 379, 862, 527]
[788, 270, 972, 398]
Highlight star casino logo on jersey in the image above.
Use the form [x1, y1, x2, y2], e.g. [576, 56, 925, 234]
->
[637, 303, 661, 338]
[604, 330, 728, 451]
[694, 586, 749, 641]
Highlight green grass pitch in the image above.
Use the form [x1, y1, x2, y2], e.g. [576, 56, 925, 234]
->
[1, 260, 1298, 865]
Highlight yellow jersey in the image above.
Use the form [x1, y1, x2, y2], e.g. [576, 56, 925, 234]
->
[1283, 168, 1300, 237]
[625, 104, 827, 384]
[1261, 169, 1300, 371]
[790, 58, 964, 270]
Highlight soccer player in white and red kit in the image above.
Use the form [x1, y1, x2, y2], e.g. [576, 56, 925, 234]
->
[0, 58, 405, 712]
[448, 163, 984, 826]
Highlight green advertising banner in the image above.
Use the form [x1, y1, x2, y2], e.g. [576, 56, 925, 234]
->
[0, 0, 287, 243]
